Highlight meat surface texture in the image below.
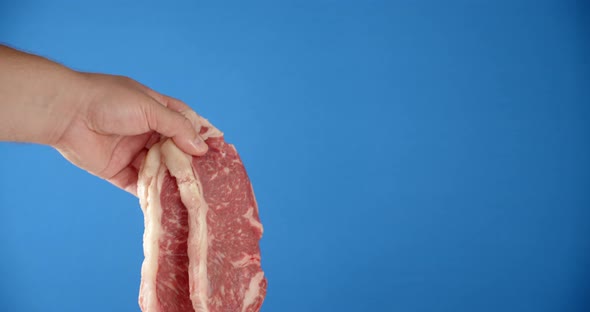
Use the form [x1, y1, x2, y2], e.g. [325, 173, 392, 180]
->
[137, 114, 266, 312]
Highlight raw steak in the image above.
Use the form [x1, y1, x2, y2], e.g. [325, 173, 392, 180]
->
[137, 115, 266, 312]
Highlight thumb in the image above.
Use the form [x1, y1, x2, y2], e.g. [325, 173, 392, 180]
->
[144, 100, 208, 156]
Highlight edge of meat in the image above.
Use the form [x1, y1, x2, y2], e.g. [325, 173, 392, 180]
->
[138, 142, 166, 312]
[161, 139, 211, 312]
[158, 116, 223, 312]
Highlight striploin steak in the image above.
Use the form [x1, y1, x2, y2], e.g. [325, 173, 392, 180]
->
[137, 113, 266, 312]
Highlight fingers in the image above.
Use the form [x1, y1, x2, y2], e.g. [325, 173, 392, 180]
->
[164, 96, 191, 113]
[156, 94, 204, 135]
[108, 166, 139, 196]
[145, 90, 191, 113]
[144, 132, 161, 149]
[107, 148, 150, 197]
[132, 81, 207, 155]
[143, 98, 208, 156]
[135, 81, 190, 112]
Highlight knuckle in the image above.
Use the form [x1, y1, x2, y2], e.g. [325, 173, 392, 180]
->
[116, 75, 135, 86]
[181, 116, 196, 134]
[145, 103, 160, 131]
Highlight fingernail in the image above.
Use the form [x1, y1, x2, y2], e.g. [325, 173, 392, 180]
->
[191, 137, 208, 153]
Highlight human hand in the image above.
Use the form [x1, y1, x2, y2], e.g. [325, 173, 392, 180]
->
[0, 45, 207, 195]
[53, 73, 208, 196]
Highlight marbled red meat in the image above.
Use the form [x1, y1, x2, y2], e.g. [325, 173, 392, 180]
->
[137, 114, 266, 312]
[155, 172, 194, 312]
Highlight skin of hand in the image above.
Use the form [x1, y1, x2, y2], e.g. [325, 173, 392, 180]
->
[0, 45, 208, 195]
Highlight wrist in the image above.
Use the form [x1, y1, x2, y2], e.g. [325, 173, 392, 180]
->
[42, 69, 90, 147]
[0, 45, 88, 146]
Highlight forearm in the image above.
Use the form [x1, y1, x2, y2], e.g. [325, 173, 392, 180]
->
[0, 45, 83, 145]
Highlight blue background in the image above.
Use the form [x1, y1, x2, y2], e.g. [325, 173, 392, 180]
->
[1, 1, 589, 311]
